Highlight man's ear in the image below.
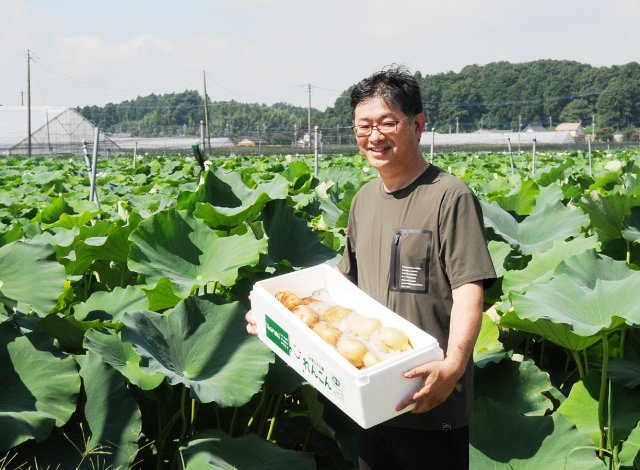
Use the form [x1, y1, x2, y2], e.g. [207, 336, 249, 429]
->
[414, 113, 427, 139]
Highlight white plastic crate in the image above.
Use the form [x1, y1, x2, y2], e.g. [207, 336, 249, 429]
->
[250, 264, 444, 428]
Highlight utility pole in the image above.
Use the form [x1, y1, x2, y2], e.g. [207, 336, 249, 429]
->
[518, 115, 522, 155]
[27, 49, 32, 158]
[203, 71, 211, 154]
[455, 116, 459, 134]
[307, 84, 312, 151]
[592, 115, 596, 141]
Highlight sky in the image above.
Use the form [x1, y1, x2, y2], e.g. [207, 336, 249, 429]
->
[1, 0, 639, 112]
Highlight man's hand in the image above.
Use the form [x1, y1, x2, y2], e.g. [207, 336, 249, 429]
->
[396, 359, 461, 413]
[245, 310, 258, 335]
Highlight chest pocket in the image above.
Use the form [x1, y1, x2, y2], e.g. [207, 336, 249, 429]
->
[389, 228, 432, 294]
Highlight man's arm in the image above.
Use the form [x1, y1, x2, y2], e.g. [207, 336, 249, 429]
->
[396, 280, 484, 413]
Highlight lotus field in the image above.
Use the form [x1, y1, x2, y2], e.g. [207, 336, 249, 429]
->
[1, 148, 640, 469]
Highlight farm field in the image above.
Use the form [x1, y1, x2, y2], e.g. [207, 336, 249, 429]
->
[1, 149, 639, 469]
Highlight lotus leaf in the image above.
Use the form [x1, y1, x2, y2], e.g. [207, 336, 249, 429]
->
[481, 183, 589, 255]
[180, 429, 315, 469]
[510, 251, 640, 337]
[128, 208, 266, 297]
[0, 323, 80, 450]
[77, 351, 142, 467]
[121, 298, 274, 405]
[0, 241, 67, 315]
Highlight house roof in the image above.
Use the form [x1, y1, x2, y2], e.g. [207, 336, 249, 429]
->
[555, 123, 583, 131]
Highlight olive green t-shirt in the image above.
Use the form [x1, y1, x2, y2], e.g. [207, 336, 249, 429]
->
[337, 164, 496, 431]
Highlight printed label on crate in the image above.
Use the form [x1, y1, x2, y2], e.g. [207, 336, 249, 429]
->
[290, 341, 345, 402]
[265, 314, 290, 355]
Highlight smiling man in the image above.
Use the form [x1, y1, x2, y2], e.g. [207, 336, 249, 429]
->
[338, 66, 496, 470]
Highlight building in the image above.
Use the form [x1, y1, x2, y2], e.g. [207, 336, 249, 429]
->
[555, 123, 585, 141]
[0, 106, 120, 156]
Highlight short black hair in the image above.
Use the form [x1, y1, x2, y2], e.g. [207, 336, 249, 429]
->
[349, 65, 423, 119]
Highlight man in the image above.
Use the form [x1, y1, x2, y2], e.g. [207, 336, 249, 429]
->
[336, 66, 496, 469]
[247, 66, 495, 469]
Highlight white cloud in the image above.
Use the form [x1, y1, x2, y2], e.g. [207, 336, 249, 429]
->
[1, 0, 638, 110]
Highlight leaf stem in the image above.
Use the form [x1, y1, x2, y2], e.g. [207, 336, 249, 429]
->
[571, 350, 585, 378]
[598, 332, 610, 459]
[246, 389, 267, 434]
[266, 394, 283, 441]
[228, 407, 238, 437]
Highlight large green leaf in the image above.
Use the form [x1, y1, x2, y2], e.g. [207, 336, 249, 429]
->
[0, 241, 67, 315]
[474, 359, 553, 416]
[470, 398, 605, 470]
[607, 358, 640, 389]
[176, 167, 288, 216]
[557, 373, 640, 446]
[73, 285, 149, 322]
[622, 206, 640, 244]
[500, 310, 600, 352]
[510, 251, 640, 337]
[579, 190, 635, 242]
[481, 183, 589, 255]
[487, 240, 512, 279]
[263, 199, 340, 268]
[83, 329, 164, 390]
[128, 209, 266, 297]
[121, 298, 274, 405]
[193, 172, 289, 229]
[502, 235, 598, 294]
[619, 421, 640, 467]
[487, 177, 539, 215]
[473, 312, 507, 367]
[0, 323, 80, 450]
[77, 351, 142, 467]
[179, 429, 315, 469]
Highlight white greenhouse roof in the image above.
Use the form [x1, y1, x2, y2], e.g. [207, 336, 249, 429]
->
[0, 106, 120, 156]
[420, 130, 576, 147]
[0, 106, 66, 146]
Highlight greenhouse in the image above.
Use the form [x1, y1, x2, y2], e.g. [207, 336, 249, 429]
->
[0, 106, 120, 156]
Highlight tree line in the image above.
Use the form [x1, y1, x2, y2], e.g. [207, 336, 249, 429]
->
[77, 60, 640, 145]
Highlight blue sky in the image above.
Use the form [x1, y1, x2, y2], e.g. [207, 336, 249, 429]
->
[1, 0, 639, 110]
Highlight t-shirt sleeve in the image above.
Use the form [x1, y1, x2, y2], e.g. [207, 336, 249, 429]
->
[439, 189, 497, 290]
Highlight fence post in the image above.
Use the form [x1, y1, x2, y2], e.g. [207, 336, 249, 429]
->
[314, 126, 319, 178]
[507, 138, 515, 176]
[90, 127, 100, 207]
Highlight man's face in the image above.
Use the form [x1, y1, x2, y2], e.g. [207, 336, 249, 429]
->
[352, 97, 425, 172]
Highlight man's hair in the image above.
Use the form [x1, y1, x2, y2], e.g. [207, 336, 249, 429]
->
[349, 65, 423, 119]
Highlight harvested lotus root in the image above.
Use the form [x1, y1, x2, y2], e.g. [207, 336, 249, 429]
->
[362, 351, 381, 369]
[275, 290, 302, 310]
[347, 315, 382, 340]
[379, 326, 411, 352]
[272, 289, 413, 369]
[320, 305, 352, 323]
[292, 305, 319, 328]
[336, 337, 368, 368]
[313, 321, 342, 346]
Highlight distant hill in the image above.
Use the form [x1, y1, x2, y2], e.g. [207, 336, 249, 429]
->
[77, 60, 640, 144]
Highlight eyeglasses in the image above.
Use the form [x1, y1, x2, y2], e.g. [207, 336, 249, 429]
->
[351, 115, 414, 137]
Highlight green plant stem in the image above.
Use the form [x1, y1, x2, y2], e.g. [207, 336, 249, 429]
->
[619, 330, 626, 359]
[156, 411, 181, 470]
[626, 240, 631, 266]
[169, 386, 189, 469]
[266, 394, 283, 441]
[190, 398, 197, 436]
[607, 379, 615, 469]
[302, 426, 313, 452]
[246, 389, 267, 434]
[259, 394, 276, 437]
[583, 348, 590, 375]
[598, 332, 610, 459]
[214, 402, 221, 429]
[228, 407, 238, 437]
[571, 350, 585, 378]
